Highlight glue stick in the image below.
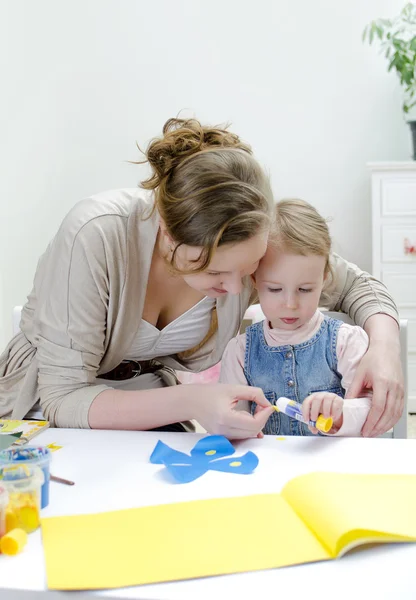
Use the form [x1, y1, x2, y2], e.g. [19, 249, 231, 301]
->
[273, 397, 333, 433]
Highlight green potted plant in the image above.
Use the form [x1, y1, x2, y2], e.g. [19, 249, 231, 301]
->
[363, 2, 416, 158]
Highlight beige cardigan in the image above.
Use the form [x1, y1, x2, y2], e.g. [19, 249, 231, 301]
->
[0, 189, 398, 428]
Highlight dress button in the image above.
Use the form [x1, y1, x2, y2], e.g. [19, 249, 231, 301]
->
[285, 351, 293, 359]
[288, 380, 294, 387]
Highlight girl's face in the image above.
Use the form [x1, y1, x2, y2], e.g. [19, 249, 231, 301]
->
[254, 247, 326, 330]
[173, 231, 269, 298]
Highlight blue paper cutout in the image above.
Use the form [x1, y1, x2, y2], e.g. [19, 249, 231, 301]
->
[160, 463, 209, 484]
[190, 435, 235, 459]
[149, 435, 259, 483]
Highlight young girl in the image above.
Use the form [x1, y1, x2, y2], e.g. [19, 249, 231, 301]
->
[220, 199, 371, 436]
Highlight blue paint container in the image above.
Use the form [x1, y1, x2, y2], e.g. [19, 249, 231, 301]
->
[0, 446, 52, 509]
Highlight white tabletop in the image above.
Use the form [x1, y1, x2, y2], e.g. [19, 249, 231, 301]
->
[1, 429, 416, 600]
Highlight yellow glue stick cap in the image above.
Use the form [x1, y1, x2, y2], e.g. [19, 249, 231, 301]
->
[0, 528, 28, 555]
[316, 415, 333, 433]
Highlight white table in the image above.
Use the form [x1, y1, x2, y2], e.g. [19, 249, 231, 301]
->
[1, 429, 416, 600]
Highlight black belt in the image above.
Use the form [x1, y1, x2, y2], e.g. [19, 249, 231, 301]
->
[98, 360, 162, 381]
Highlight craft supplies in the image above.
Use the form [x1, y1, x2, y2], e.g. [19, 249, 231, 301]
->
[0, 420, 49, 446]
[0, 433, 23, 451]
[41, 472, 416, 590]
[150, 435, 259, 483]
[0, 446, 52, 508]
[46, 443, 62, 452]
[5, 509, 18, 533]
[273, 397, 333, 433]
[0, 528, 27, 555]
[1, 464, 44, 533]
[0, 485, 8, 538]
[50, 474, 74, 486]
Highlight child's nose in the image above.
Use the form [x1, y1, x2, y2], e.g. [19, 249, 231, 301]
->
[285, 294, 298, 309]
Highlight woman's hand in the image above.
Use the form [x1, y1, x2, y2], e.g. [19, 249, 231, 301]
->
[345, 341, 404, 437]
[192, 384, 274, 439]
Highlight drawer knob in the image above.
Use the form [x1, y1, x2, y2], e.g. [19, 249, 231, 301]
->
[404, 238, 416, 255]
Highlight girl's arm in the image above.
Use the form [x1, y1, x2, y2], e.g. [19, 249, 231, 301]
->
[327, 324, 371, 436]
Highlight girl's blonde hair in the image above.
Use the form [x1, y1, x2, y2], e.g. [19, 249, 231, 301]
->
[271, 198, 334, 284]
[138, 117, 273, 272]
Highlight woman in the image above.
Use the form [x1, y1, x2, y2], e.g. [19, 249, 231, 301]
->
[0, 118, 403, 438]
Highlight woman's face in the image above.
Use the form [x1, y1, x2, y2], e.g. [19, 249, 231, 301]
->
[176, 232, 269, 298]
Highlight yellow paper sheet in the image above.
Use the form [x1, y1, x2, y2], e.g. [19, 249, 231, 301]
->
[282, 473, 416, 556]
[41, 494, 329, 590]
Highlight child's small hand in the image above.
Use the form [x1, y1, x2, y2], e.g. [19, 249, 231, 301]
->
[302, 392, 344, 434]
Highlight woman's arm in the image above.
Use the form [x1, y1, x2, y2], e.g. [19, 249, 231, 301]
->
[88, 385, 195, 430]
[34, 214, 114, 428]
[325, 253, 403, 437]
[324, 253, 399, 326]
[88, 383, 274, 439]
[345, 314, 404, 437]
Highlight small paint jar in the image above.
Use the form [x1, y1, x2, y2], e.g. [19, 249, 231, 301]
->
[0, 446, 51, 509]
[1, 465, 44, 533]
[0, 485, 9, 538]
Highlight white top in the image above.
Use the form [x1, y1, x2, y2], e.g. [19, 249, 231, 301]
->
[26, 296, 216, 414]
[125, 296, 216, 360]
[4, 428, 416, 600]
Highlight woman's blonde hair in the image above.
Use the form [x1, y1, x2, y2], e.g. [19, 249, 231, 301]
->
[138, 117, 273, 272]
[271, 198, 334, 284]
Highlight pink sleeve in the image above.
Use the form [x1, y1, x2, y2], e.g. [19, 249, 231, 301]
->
[219, 334, 248, 386]
[327, 397, 371, 436]
[337, 323, 370, 393]
[327, 324, 371, 436]
[219, 334, 249, 412]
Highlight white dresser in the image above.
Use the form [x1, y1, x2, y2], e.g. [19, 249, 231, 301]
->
[369, 162, 416, 413]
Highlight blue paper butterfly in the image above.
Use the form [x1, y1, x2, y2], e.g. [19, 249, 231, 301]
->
[150, 435, 259, 483]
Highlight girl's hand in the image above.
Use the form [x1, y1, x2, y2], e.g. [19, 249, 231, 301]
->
[345, 342, 404, 437]
[302, 392, 344, 434]
[192, 384, 274, 440]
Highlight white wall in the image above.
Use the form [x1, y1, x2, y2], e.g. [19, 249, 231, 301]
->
[0, 0, 411, 347]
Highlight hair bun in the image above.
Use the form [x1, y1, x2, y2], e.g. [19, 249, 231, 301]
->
[141, 117, 251, 190]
